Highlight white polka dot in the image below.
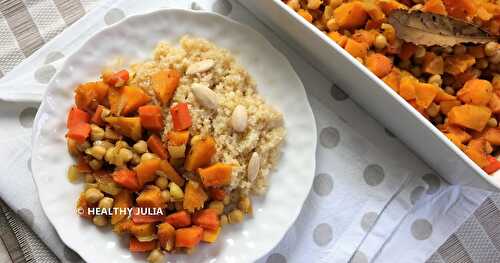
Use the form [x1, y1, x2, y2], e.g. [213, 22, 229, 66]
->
[34, 65, 56, 84]
[411, 219, 433, 240]
[44, 51, 64, 64]
[266, 253, 287, 263]
[313, 173, 334, 196]
[104, 8, 125, 25]
[363, 164, 385, 186]
[320, 127, 340, 148]
[351, 251, 368, 263]
[361, 212, 378, 232]
[19, 107, 38, 128]
[423, 173, 441, 194]
[410, 186, 425, 205]
[313, 223, 333, 246]
[191, 2, 202, 10]
[212, 0, 232, 15]
[330, 83, 348, 101]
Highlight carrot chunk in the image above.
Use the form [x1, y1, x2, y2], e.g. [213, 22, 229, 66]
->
[67, 107, 90, 129]
[193, 208, 220, 230]
[112, 168, 139, 191]
[175, 226, 203, 249]
[91, 105, 105, 126]
[208, 188, 226, 201]
[139, 105, 164, 132]
[129, 237, 157, 253]
[147, 134, 168, 160]
[103, 69, 129, 87]
[198, 163, 232, 187]
[159, 160, 185, 187]
[170, 103, 192, 131]
[484, 156, 500, 174]
[165, 210, 192, 228]
[66, 122, 91, 144]
[131, 207, 165, 224]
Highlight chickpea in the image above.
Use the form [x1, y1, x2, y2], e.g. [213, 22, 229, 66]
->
[131, 153, 141, 165]
[238, 196, 252, 214]
[488, 117, 498, 127]
[93, 140, 114, 149]
[98, 197, 114, 210]
[84, 174, 95, 183]
[155, 176, 169, 190]
[169, 182, 184, 200]
[286, 0, 300, 11]
[414, 46, 426, 59]
[208, 201, 224, 215]
[444, 86, 455, 95]
[307, 0, 322, 10]
[428, 75, 442, 86]
[133, 140, 148, 154]
[100, 108, 111, 119]
[90, 124, 105, 141]
[326, 18, 339, 32]
[93, 215, 108, 227]
[476, 58, 489, 69]
[85, 145, 106, 160]
[489, 52, 500, 64]
[426, 103, 440, 118]
[88, 159, 103, 171]
[67, 165, 80, 183]
[161, 190, 171, 202]
[104, 126, 122, 141]
[118, 148, 133, 163]
[85, 188, 104, 204]
[374, 34, 388, 50]
[223, 195, 231, 205]
[141, 153, 159, 162]
[77, 141, 91, 152]
[220, 214, 229, 226]
[147, 249, 164, 263]
[228, 209, 244, 224]
[105, 147, 116, 163]
[485, 42, 498, 57]
[67, 138, 80, 156]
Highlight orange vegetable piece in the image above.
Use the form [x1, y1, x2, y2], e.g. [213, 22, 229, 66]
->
[488, 93, 500, 113]
[444, 54, 476, 76]
[363, 2, 385, 22]
[352, 30, 377, 48]
[158, 222, 176, 250]
[131, 207, 165, 224]
[423, 0, 447, 15]
[106, 116, 142, 141]
[159, 160, 185, 187]
[468, 45, 485, 58]
[112, 168, 139, 191]
[135, 159, 161, 187]
[382, 68, 400, 92]
[482, 128, 500, 145]
[202, 227, 221, 243]
[297, 9, 313, 23]
[398, 76, 417, 100]
[447, 104, 492, 132]
[378, 0, 408, 15]
[334, 2, 368, 29]
[152, 69, 180, 105]
[103, 69, 129, 87]
[121, 86, 151, 115]
[185, 136, 216, 172]
[422, 52, 444, 75]
[208, 188, 226, 201]
[365, 53, 393, 78]
[198, 163, 232, 187]
[129, 237, 157, 253]
[464, 138, 490, 168]
[328, 31, 348, 47]
[136, 186, 164, 208]
[344, 39, 368, 59]
[147, 134, 168, 160]
[75, 81, 109, 111]
[415, 83, 439, 109]
[138, 105, 164, 132]
[183, 180, 208, 213]
[193, 208, 220, 230]
[175, 226, 204, 249]
[435, 88, 456, 103]
[477, 7, 493, 21]
[91, 105, 105, 126]
[398, 42, 417, 60]
[111, 190, 133, 224]
[66, 122, 91, 144]
[165, 210, 192, 228]
[170, 103, 192, 131]
[442, 0, 477, 20]
[441, 125, 471, 146]
[484, 156, 500, 174]
[457, 79, 493, 106]
[67, 107, 90, 129]
[76, 157, 92, 173]
[166, 131, 190, 146]
[440, 100, 461, 115]
[76, 192, 94, 219]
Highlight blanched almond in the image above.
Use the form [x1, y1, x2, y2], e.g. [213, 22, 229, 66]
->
[247, 152, 260, 182]
[186, 59, 215, 75]
[191, 83, 218, 109]
[231, 105, 248, 132]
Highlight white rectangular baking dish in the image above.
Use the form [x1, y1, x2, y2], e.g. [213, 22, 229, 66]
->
[238, 0, 500, 191]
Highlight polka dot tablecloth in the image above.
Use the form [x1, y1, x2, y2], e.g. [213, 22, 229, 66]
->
[0, 0, 499, 262]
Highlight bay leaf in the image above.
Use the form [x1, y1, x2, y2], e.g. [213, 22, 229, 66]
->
[388, 10, 497, 47]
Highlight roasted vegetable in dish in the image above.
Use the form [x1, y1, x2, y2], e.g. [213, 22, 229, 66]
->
[284, 0, 500, 174]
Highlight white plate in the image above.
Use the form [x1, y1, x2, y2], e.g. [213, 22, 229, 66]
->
[31, 9, 316, 263]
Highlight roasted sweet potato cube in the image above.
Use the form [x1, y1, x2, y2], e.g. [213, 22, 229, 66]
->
[185, 136, 216, 172]
[382, 68, 400, 92]
[344, 39, 368, 59]
[152, 69, 180, 105]
[457, 79, 493, 106]
[422, 52, 444, 75]
[157, 222, 176, 251]
[442, 0, 477, 20]
[398, 76, 417, 100]
[488, 92, 500, 113]
[129, 222, 156, 238]
[444, 54, 476, 76]
[136, 185, 164, 208]
[198, 163, 232, 187]
[75, 81, 109, 111]
[415, 83, 439, 109]
[135, 159, 161, 187]
[422, 0, 447, 15]
[334, 2, 368, 29]
[440, 100, 461, 115]
[111, 190, 133, 224]
[483, 128, 500, 145]
[105, 116, 142, 141]
[464, 139, 490, 168]
[447, 104, 491, 132]
[183, 180, 208, 213]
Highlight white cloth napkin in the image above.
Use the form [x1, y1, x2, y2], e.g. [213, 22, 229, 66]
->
[0, 0, 493, 262]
